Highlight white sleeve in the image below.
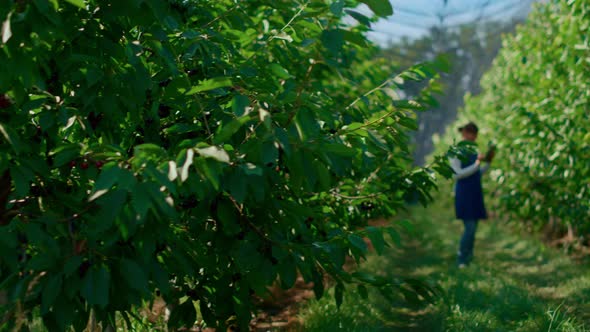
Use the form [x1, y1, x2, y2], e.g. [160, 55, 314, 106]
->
[449, 157, 480, 180]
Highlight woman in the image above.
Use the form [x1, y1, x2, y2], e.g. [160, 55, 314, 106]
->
[450, 122, 494, 268]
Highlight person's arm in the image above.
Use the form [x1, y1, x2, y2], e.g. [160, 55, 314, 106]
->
[480, 149, 495, 174]
[480, 162, 490, 174]
[449, 157, 480, 180]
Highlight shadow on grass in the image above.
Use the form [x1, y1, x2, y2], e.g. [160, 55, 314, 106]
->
[298, 202, 590, 332]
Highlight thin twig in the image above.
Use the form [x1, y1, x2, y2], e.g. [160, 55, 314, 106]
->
[330, 192, 381, 200]
[245, 1, 309, 63]
[343, 108, 398, 134]
[240, 122, 262, 146]
[200, 5, 239, 29]
[268, 1, 309, 42]
[202, 114, 211, 136]
[345, 78, 393, 111]
[365, 154, 394, 184]
[286, 61, 317, 125]
[228, 195, 284, 248]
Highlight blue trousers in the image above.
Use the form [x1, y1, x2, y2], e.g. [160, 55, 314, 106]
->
[458, 219, 478, 265]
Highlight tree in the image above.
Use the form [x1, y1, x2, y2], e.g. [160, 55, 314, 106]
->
[0, 0, 450, 330]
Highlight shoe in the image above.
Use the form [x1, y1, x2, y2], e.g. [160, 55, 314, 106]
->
[458, 263, 467, 269]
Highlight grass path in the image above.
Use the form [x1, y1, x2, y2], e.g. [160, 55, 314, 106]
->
[298, 197, 590, 331]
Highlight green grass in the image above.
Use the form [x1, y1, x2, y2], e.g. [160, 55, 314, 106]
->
[298, 196, 590, 332]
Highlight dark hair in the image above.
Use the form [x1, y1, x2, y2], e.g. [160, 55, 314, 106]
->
[458, 122, 478, 134]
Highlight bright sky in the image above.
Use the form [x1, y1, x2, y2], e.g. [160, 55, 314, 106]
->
[365, 0, 538, 45]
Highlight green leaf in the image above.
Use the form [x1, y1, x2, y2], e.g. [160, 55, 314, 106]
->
[269, 64, 291, 79]
[64, 0, 85, 8]
[10, 165, 33, 197]
[312, 269, 324, 300]
[335, 282, 344, 308]
[228, 169, 247, 203]
[151, 262, 170, 295]
[89, 165, 122, 201]
[131, 182, 152, 220]
[397, 116, 418, 130]
[261, 141, 278, 165]
[386, 227, 401, 247]
[216, 199, 240, 236]
[232, 94, 250, 116]
[343, 30, 368, 47]
[330, 1, 344, 16]
[360, 0, 393, 17]
[294, 108, 320, 142]
[277, 255, 297, 289]
[351, 272, 377, 284]
[120, 258, 148, 293]
[348, 234, 368, 253]
[50, 144, 81, 167]
[195, 158, 220, 190]
[345, 10, 372, 26]
[320, 143, 357, 157]
[368, 130, 388, 151]
[213, 115, 251, 144]
[186, 77, 232, 95]
[168, 300, 197, 330]
[0, 122, 23, 154]
[242, 163, 262, 176]
[93, 190, 127, 233]
[344, 122, 368, 137]
[314, 160, 331, 190]
[81, 265, 110, 308]
[0, 231, 16, 249]
[321, 29, 344, 54]
[233, 241, 260, 271]
[164, 123, 199, 135]
[149, 40, 177, 73]
[41, 275, 62, 314]
[366, 226, 385, 255]
[397, 219, 415, 235]
[393, 100, 425, 110]
[134, 144, 167, 161]
[63, 256, 83, 276]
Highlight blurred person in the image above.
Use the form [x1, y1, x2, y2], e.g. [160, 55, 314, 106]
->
[450, 121, 495, 268]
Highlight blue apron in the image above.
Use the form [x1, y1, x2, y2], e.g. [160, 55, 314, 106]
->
[454, 153, 487, 220]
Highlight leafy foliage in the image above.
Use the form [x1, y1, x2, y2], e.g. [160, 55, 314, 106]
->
[0, 0, 450, 330]
[446, 0, 590, 235]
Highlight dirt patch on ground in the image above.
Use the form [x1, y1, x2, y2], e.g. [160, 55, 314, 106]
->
[247, 218, 391, 331]
[250, 276, 316, 331]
